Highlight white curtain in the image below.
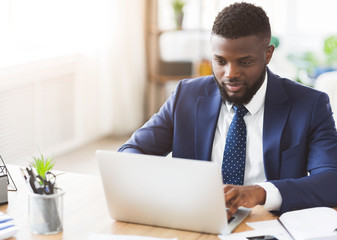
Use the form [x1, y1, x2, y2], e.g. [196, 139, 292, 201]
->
[0, 0, 147, 161]
[98, 0, 147, 135]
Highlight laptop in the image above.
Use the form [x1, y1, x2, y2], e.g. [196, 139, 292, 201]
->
[96, 150, 251, 235]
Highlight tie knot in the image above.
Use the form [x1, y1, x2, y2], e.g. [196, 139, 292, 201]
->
[233, 105, 248, 117]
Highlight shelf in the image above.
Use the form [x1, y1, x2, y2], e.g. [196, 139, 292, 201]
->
[150, 73, 195, 84]
[145, 0, 212, 115]
[148, 28, 210, 36]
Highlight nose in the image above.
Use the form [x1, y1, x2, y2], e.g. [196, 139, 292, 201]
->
[224, 63, 240, 79]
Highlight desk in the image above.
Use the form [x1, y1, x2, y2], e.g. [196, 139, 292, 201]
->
[2, 166, 278, 240]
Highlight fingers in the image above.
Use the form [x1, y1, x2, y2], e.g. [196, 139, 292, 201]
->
[223, 184, 266, 217]
[224, 185, 241, 217]
[224, 185, 233, 200]
[224, 185, 243, 206]
[223, 184, 237, 203]
[227, 201, 239, 219]
[226, 208, 235, 220]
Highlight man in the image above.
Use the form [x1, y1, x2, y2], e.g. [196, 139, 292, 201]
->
[119, 2, 337, 216]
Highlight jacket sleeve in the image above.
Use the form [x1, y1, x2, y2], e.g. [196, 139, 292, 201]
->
[118, 81, 183, 155]
[271, 92, 337, 213]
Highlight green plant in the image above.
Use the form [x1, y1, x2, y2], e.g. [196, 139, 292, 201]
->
[324, 35, 337, 65]
[270, 36, 280, 49]
[171, 0, 185, 14]
[31, 153, 55, 180]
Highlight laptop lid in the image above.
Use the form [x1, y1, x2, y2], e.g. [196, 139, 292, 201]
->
[96, 150, 250, 235]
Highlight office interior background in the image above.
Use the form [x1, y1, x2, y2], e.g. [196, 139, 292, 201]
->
[1, 0, 337, 173]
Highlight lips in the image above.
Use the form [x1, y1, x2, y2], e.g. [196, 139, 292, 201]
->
[225, 82, 244, 92]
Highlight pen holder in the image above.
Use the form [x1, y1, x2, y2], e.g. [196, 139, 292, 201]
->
[28, 188, 64, 235]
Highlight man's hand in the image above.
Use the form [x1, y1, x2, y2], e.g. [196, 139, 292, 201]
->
[224, 184, 266, 219]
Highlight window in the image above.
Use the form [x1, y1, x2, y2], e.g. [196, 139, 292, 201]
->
[0, 0, 111, 65]
[158, 0, 337, 56]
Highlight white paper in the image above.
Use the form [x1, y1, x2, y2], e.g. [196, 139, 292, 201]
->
[218, 227, 292, 240]
[240, 207, 337, 240]
[218, 219, 291, 240]
[279, 207, 337, 240]
[246, 219, 281, 230]
[87, 233, 177, 240]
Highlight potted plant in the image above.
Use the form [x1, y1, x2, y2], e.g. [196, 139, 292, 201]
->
[171, 0, 185, 30]
[29, 153, 64, 234]
[31, 153, 55, 182]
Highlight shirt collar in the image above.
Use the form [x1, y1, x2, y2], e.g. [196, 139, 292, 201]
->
[225, 71, 268, 115]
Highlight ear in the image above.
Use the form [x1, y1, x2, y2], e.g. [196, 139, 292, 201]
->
[265, 44, 275, 65]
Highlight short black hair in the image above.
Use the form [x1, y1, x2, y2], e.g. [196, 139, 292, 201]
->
[212, 2, 271, 46]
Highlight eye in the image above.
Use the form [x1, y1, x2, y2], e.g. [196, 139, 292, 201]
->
[240, 60, 254, 66]
[215, 59, 226, 65]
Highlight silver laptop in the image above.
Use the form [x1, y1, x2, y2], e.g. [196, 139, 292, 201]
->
[96, 150, 251, 235]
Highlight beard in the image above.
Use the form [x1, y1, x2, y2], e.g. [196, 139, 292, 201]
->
[214, 66, 266, 105]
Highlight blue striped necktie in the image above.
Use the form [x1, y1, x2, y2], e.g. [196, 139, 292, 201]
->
[222, 105, 248, 185]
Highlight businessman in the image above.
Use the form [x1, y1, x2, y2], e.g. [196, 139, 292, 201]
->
[119, 2, 337, 217]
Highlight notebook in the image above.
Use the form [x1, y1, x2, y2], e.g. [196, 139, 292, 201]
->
[96, 150, 251, 235]
[0, 212, 18, 239]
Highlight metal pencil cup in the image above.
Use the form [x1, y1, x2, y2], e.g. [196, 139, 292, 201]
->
[29, 188, 64, 234]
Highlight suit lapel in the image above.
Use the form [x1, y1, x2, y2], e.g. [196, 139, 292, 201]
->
[195, 82, 221, 161]
[263, 69, 291, 180]
[193, 70, 291, 175]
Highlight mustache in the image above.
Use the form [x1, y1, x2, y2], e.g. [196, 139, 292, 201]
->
[212, 71, 243, 85]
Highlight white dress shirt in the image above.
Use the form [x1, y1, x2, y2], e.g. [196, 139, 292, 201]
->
[211, 73, 282, 211]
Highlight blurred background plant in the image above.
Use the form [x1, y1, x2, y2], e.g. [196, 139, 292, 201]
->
[171, 0, 185, 29]
[324, 35, 337, 65]
[287, 35, 337, 86]
[270, 35, 280, 49]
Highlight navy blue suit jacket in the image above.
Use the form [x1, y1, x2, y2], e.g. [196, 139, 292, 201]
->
[119, 69, 337, 214]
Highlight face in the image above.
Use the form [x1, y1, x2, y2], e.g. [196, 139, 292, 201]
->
[211, 34, 274, 105]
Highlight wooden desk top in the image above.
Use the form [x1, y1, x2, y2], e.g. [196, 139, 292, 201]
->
[2, 166, 278, 240]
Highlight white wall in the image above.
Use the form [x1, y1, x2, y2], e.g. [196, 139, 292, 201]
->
[0, 0, 147, 163]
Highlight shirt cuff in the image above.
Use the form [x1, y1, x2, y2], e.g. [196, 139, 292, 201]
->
[255, 182, 282, 211]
